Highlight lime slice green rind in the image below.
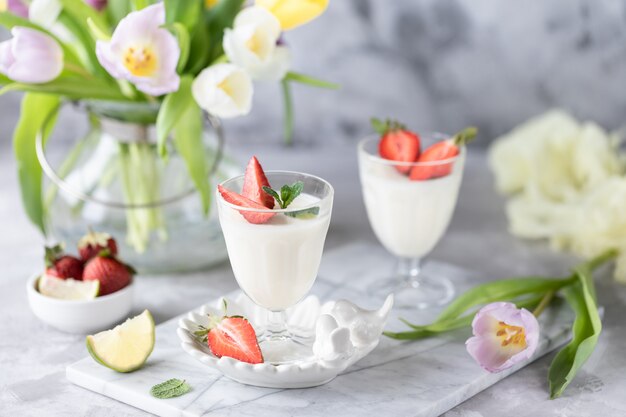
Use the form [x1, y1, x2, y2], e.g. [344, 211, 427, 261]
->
[86, 310, 155, 373]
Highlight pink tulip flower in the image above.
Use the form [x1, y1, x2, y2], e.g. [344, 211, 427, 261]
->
[0, 27, 63, 83]
[6, 0, 29, 18]
[84, 0, 107, 11]
[466, 302, 540, 372]
[96, 3, 180, 96]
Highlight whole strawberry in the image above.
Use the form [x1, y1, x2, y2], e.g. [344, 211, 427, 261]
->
[78, 229, 118, 261]
[372, 117, 421, 174]
[45, 244, 84, 280]
[83, 250, 133, 296]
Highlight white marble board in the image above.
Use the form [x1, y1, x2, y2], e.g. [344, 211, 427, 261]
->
[66, 242, 574, 417]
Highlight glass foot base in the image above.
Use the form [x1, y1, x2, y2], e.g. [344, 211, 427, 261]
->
[368, 274, 455, 310]
[259, 337, 314, 365]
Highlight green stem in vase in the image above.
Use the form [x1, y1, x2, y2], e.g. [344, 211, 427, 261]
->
[119, 141, 167, 253]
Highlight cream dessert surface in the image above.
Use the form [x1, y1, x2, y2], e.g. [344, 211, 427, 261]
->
[359, 154, 464, 258]
[219, 193, 330, 311]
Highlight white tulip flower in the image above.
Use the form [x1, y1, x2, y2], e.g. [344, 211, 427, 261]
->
[192, 63, 253, 118]
[223, 6, 291, 81]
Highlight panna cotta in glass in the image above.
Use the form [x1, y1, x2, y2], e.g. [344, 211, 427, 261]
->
[358, 131, 469, 309]
[217, 165, 333, 364]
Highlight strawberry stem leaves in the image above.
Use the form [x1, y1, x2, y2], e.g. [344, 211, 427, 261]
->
[452, 127, 478, 147]
[370, 117, 406, 135]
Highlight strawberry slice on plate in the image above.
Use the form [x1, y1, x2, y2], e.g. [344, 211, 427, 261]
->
[242, 156, 274, 209]
[372, 118, 421, 174]
[410, 127, 477, 181]
[195, 304, 263, 364]
[218, 185, 275, 224]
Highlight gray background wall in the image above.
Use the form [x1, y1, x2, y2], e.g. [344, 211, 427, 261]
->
[1, 0, 625, 151]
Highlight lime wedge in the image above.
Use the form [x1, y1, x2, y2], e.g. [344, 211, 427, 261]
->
[86, 310, 155, 373]
[38, 274, 99, 300]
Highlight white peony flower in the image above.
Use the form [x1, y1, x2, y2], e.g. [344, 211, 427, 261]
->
[489, 109, 626, 282]
[192, 63, 253, 118]
[223, 6, 291, 81]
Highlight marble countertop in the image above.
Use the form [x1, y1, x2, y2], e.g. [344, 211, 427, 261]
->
[2, 143, 626, 417]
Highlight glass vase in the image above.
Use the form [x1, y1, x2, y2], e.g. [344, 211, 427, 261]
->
[37, 100, 239, 273]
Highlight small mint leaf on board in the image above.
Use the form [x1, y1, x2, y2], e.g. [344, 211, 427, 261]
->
[285, 206, 320, 219]
[150, 378, 191, 399]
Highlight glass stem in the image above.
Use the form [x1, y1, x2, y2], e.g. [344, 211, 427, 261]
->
[396, 257, 422, 287]
[266, 310, 289, 340]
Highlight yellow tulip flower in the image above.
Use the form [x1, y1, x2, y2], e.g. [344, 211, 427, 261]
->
[256, 0, 329, 31]
[0, 0, 7, 11]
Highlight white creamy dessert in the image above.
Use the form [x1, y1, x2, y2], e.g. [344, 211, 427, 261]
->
[218, 193, 331, 311]
[358, 152, 464, 259]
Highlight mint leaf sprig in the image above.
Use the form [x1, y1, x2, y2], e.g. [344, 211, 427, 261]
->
[262, 181, 319, 219]
[263, 181, 303, 209]
[150, 378, 191, 399]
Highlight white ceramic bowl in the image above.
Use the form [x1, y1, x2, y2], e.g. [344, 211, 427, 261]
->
[26, 274, 135, 334]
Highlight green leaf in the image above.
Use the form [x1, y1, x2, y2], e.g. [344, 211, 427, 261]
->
[280, 184, 291, 207]
[262, 186, 281, 205]
[105, 0, 131, 27]
[57, 3, 107, 77]
[59, 0, 109, 35]
[164, 0, 202, 32]
[131, 0, 150, 10]
[0, 76, 126, 101]
[172, 99, 211, 214]
[385, 293, 546, 340]
[548, 268, 602, 399]
[150, 378, 191, 399]
[205, 0, 245, 62]
[163, 22, 190, 73]
[284, 206, 320, 219]
[87, 17, 111, 41]
[13, 94, 60, 234]
[435, 276, 573, 323]
[156, 75, 194, 157]
[281, 79, 294, 145]
[282, 181, 303, 207]
[284, 71, 340, 89]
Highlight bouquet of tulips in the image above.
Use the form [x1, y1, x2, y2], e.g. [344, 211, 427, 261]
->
[0, 0, 334, 251]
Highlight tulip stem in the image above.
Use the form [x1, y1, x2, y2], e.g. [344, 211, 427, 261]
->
[532, 290, 556, 317]
[281, 79, 294, 146]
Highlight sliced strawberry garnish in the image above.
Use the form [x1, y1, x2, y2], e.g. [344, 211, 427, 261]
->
[218, 185, 275, 224]
[372, 118, 421, 174]
[410, 127, 477, 180]
[242, 156, 274, 209]
[207, 317, 263, 364]
[195, 302, 263, 365]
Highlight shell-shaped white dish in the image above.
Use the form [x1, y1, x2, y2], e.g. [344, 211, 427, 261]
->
[177, 292, 393, 388]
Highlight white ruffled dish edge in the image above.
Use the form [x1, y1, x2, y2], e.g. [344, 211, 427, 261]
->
[177, 292, 394, 388]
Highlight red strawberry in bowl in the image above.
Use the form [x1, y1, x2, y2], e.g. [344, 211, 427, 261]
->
[410, 127, 477, 181]
[242, 156, 274, 209]
[372, 117, 421, 174]
[195, 303, 263, 365]
[44, 244, 84, 280]
[78, 229, 118, 261]
[83, 250, 134, 296]
[218, 185, 275, 224]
